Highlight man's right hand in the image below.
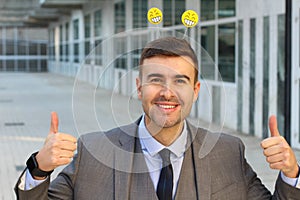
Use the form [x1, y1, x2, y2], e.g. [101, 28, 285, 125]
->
[34, 112, 77, 180]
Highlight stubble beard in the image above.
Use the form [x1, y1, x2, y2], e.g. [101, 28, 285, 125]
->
[144, 106, 185, 133]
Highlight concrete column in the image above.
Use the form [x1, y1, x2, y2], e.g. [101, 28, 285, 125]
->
[126, 0, 132, 31]
[254, 16, 263, 138]
[291, 0, 300, 148]
[242, 18, 250, 134]
[268, 15, 278, 125]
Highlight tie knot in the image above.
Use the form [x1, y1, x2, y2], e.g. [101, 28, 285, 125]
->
[159, 148, 171, 165]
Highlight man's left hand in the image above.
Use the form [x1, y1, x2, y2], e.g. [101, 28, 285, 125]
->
[261, 115, 299, 178]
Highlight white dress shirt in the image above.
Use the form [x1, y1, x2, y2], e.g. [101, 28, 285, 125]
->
[138, 116, 187, 199]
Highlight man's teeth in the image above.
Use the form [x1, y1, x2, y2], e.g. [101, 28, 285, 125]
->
[158, 104, 176, 109]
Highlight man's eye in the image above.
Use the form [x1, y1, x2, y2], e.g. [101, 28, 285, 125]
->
[175, 79, 187, 84]
[150, 78, 163, 83]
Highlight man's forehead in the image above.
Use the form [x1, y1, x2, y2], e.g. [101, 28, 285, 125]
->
[142, 55, 195, 66]
[141, 62, 195, 75]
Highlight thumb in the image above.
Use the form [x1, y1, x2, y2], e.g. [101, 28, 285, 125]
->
[50, 111, 59, 134]
[269, 115, 280, 137]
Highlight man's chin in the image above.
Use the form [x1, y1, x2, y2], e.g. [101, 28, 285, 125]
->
[153, 118, 183, 128]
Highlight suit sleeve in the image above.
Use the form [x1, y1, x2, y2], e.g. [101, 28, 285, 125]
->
[237, 138, 300, 199]
[15, 137, 83, 200]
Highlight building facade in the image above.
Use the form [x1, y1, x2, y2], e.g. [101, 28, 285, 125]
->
[0, 28, 48, 72]
[13, 0, 298, 148]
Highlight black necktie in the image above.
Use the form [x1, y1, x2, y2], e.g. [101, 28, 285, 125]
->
[157, 149, 173, 200]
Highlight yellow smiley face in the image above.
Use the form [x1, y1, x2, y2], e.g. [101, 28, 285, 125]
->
[181, 10, 199, 28]
[147, 7, 163, 25]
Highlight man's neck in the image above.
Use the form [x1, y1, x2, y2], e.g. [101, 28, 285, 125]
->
[145, 120, 184, 147]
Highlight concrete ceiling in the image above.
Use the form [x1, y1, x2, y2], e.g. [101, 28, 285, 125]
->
[0, 0, 87, 27]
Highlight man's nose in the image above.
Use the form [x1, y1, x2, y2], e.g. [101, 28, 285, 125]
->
[159, 83, 175, 100]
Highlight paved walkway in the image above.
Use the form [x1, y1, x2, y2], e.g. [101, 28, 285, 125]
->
[0, 72, 299, 199]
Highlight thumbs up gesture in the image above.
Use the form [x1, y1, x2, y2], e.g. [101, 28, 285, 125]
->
[34, 112, 77, 179]
[261, 115, 299, 178]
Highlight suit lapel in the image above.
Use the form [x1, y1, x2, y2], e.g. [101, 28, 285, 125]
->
[175, 142, 198, 199]
[114, 119, 215, 200]
[179, 122, 213, 200]
[113, 123, 136, 200]
[114, 120, 157, 200]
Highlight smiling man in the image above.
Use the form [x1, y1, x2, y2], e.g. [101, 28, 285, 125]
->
[15, 37, 300, 199]
[137, 55, 200, 146]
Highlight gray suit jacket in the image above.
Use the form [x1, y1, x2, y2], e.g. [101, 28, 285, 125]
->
[15, 119, 300, 199]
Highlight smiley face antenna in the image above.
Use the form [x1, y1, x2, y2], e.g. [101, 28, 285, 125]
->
[181, 10, 199, 39]
[147, 7, 163, 25]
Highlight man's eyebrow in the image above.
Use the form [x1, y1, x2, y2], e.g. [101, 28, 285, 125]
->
[147, 73, 164, 79]
[174, 74, 191, 81]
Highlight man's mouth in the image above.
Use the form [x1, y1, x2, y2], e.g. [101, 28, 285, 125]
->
[155, 102, 180, 112]
[157, 104, 177, 109]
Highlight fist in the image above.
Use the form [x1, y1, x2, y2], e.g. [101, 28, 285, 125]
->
[35, 112, 77, 175]
[261, 115, 299, 178]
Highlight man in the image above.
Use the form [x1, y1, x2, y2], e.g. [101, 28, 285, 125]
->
[15, 37, 300, 199]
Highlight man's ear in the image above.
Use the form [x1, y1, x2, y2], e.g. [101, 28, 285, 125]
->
[136, 77, 142, 100]
[193, 81, 201, 102]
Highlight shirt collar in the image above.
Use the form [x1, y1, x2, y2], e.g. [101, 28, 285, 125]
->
[138, 115, 187, 158]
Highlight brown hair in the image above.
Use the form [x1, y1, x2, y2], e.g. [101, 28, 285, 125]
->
[139, 37, 199, 83]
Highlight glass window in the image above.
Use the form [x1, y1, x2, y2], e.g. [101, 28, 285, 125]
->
[29, 42, 38, 55]
[85, 41, 91, 64]
[73, 19, 79, 40]
[201, 25, 215, 80]
[218, 23, 235, 82]
[94, 10, 102, 37]
[18, 60, 26, 71]
[18, 41, 27, 55]
[163, 0, 185, 27]
[0, 41, 2, 55]
[65, 44, 69, 62]
[277, 14, 285, 134]
[59, 25, 64, 62]
[84, 14, 91, 39]
[201, 0, 215, 21]
[263, 16, 270, 138]
[29, 60, 37, 72]
[84, 14, 91, 64]
[74, 43, 79, 63]
[115, 1, 126, 33]
[133, 0, 148, 28]
[237, 20, 243, 132]
[95, 39, 102, 66]
[6, 60, 14, 71]
[163, 0, 172, 27]
[41, 60, 47, 72]
[175, 0, 185, 25]
[64, 23, 69, 62]
[60, 44, 63, 61]
[218, 0, 235, 19]
[65, 23, 69, 41]
[40, 44, 47, 55]
[49, 46, 54, 61]
[6, 40, 14, 55]
[60, 25, 63, 42]
[249, 18, 256, 135]
[131, 34, 148, 68]
[114, 37, 126, 69]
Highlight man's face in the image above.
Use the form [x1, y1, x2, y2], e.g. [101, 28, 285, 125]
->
[136, 55, 200, 130]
